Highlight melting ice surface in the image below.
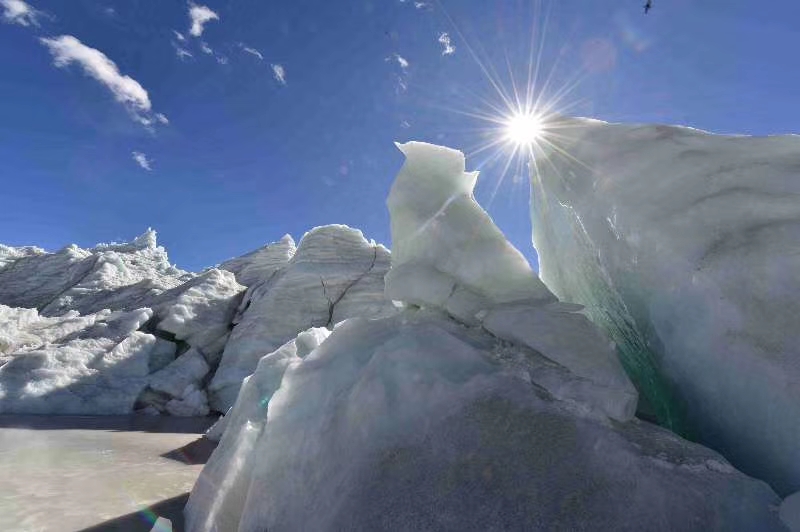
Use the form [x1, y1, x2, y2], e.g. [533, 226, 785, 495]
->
[530, 117, 800, 495]
[186, 141, 785, 532]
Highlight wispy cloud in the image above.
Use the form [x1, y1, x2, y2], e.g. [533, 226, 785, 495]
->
[39, 35, 167, 127]
[216, 55, 228, 65]
[188, 3, 218, 37]
[386, 54, 409, 93]
[271, 63, 286, 85]
[132, 151, 152, 171]
[394, 53, 409, 70]
[438, 32, 455, 55]
[394, 74, 408, 94]
[173, 30, 186, 42]
[240, 43, 264, 61]
[414, 2, 430, 9]
[1, 0, 41, 26]
[200, 41, 213, 55]
[173, 43, 193, 61]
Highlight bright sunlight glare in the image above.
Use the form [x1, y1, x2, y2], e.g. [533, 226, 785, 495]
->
[504, 112, 545, 147]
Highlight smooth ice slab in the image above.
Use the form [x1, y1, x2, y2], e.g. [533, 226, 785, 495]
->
[387, 142, 555, 315]
[482, 303, 638, 421]
[186, 327, 330, 529]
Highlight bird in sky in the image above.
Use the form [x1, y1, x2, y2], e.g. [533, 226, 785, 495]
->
[644, 0, 653, 14]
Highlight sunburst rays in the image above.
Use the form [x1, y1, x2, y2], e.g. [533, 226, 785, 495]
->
[432, 0, 594, 205]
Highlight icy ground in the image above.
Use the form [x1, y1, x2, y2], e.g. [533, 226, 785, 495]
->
[0, 415, 215, 532]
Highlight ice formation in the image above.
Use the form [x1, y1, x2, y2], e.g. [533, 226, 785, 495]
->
[0, 228, 192, 317]
[531, 117, 800, 495]
[186, 141, 783, 531]
[208, 225, 397, 412]
[387, 142, 555, 309]
[388, 142, 636, 421]
[0, 305, 157, 414]
[0, 227, 394, 416]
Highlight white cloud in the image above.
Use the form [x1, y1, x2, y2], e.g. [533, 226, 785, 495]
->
[271, 63, 286, 85]
[39, 35, 166, 127]
[414, 2, 429, 9]
[188, 3, 218, 37]
[200, 41, 213, 55]
[173, 30, 186, 42]
[155, 113, 169, 125]
[240, 44, 263, 61]
[438, 32, 455, 55]
[1, 0, 40, 26]
[132, 151, 152, 171]
[216, 54, 228, 65]
[394, 54, 409, 70]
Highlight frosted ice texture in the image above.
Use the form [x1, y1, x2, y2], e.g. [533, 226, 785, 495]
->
[531, 117, 800, 495]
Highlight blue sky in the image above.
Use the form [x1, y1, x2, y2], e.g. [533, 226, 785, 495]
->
[1, 0, 798, 272]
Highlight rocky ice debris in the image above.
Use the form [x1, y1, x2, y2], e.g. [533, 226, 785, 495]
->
[150, 268, 245, 364]
[186, 141, 784, 531]
[531, 117, 800, 496]
[0, 305, 158, 414]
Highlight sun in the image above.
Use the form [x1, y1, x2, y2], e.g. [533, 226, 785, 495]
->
[504, 112, 545, 147]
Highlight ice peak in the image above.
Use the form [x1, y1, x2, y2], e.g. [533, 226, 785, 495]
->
[132, 228, 157, 250]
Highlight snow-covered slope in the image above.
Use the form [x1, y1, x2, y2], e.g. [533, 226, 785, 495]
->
[531, 117, 800, 495]
[186, 141, 783, 531]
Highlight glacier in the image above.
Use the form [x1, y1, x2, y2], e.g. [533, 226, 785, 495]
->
[0, 127, 795, 529]
[531, 116, 800, 495]
[185, 140, 784, 531]
[0, 226, 392, 416]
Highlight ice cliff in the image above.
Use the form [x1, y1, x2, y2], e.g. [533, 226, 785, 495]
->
[185, 141, 785, 531]
[531, 116, 800, 496]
